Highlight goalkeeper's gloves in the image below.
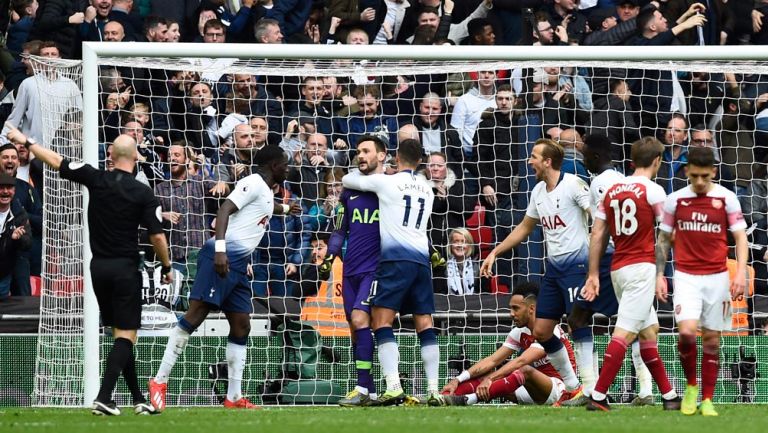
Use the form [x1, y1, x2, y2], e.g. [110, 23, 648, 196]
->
[430, 246, 446, 269]
[319, 254, 335, 280]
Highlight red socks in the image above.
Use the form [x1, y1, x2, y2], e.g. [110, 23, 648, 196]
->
[594, 336, 629, 395]
[678, 334, 698, 387]
[702, 346, 719, 400]
[640, 340, 674, 395]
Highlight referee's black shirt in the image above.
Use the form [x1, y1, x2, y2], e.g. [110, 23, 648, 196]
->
[59, 159, 164, 260]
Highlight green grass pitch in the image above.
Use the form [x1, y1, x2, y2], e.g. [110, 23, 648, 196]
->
[2, 405, 767, 433]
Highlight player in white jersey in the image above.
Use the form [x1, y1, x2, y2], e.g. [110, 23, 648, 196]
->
[342, 139, 442, 406]
[480, 138, 585, 400]
[563, 134, 654, 407]
[149, 146, 300, 412]
[655, 146, 748, 417]
[581, 137, 680, 412]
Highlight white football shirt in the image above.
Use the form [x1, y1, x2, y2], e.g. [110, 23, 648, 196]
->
[224, 173, 274, 257]
[526, 173, 591, 273]
[343, 170, 434, 264]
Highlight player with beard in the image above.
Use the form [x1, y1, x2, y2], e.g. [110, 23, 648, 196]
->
[331, 135, 387, 407]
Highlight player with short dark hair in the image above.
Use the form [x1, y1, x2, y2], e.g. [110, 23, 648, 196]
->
[329, 134, 387, 407]
[440, 283, 576, 406]
[581, 136, 681, 412]
[656, 145, 748, 416]
[480, 138, 585, 402]
[7, 126, 173, 416]
[342, 138, 440, 406]
[149, 145, 299, 411]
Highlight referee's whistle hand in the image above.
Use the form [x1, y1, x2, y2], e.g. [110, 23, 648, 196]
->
[214, 252, 229, 277]
[162, 270, 173, 284]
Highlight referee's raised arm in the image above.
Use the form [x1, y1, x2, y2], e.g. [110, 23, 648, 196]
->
[5, 122, 173, 415]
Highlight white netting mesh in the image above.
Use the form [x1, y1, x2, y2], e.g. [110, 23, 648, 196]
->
[32, 53, 768, 406]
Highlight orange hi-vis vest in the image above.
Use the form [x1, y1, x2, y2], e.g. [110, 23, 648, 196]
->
[725, 258, 754, 336]
[300, 258, 350, 337]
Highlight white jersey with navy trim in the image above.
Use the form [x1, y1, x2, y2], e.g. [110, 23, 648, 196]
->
[526, 172, 591, 274]
[342, 170, 434, 264]
[590, 169, 625, 253]
[224, 173, 274, 258]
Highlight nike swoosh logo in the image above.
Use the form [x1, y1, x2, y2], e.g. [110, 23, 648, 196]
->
[681, 200, 691, 206]
[350, 195, 359, 200]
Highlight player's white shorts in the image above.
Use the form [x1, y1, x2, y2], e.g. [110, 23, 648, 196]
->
[514, 377, 565, 405]
[673, 270, 731, 331]
[610, 262, 659, 333]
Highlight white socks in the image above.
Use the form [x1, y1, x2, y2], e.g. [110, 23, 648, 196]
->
[631, 340, 653, 398]
[379, 341, 402, 392]
[155, 326, 190, 384]
[226, 341, 247, 402]
[548, 346, 580, 391]
[574, 339, 596, 396]
[421, 344, 440, 394]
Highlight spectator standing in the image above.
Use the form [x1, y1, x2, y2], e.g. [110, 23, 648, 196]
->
[0, 172, 31, 300]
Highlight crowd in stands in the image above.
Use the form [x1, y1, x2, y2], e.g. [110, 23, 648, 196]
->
[2, 0, 768, 307]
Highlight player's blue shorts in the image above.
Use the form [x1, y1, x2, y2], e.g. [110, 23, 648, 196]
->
[189, 239, 252, 313]
[536, 262, 586, 321]
[573, 254, 619, 317]
[369, 260, 434, 315]
[342, 272, 374, 319]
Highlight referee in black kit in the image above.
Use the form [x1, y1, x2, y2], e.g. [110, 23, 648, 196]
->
[7, 125, 173, 416]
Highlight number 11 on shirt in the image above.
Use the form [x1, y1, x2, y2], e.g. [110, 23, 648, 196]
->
[402, 195, 426, 229]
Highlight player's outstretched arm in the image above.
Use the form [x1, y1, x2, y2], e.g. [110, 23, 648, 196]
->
[443, 345, 513, 394]
[654, 230, 672, 302]
[213, 199, 239, 277]
[582, 218, 610, 301]
[480, 216, 537, 277]
[731, 228, 748, 300]
[6, 123, 63, 170]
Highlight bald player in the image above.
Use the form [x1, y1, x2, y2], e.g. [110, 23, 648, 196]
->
[6, 126, 173, 416]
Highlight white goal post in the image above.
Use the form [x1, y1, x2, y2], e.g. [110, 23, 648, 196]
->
[31, 42, 768, 407]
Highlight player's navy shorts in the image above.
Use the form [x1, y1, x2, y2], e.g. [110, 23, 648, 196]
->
[573, 254, 619, 316]
[536, 262, 586, 321]
[91, 257, 142, 329]
[189, 239, 252, 313]
[342, 272, 375, 319]
[369, 260, 434, 315]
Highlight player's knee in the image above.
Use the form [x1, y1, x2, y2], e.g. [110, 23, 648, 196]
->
[350, 312, 370, 330]
[567, 307, 591, 331]
[518, 365, 535, 378]
[701, 332, 719, 353]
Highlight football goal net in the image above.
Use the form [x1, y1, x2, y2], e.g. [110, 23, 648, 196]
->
[30, 43, 767, 407]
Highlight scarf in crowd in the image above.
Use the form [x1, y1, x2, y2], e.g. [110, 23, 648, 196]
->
[446, 257, 475, 295]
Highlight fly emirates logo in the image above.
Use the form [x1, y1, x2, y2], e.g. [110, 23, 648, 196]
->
[677, 211, 722, 233]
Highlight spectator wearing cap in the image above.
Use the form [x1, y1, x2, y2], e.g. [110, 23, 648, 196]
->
[617, 0, 641, 22]
[0, 171, 31, 299]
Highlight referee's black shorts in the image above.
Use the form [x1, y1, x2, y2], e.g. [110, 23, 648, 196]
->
[90, 257, 142, 330]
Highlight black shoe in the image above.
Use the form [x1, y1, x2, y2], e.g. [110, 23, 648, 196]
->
[586, 396, 611, 412]
[91, 400, 121, 416]
[662, 396, 682, 411]
[134, 402, 159, 415]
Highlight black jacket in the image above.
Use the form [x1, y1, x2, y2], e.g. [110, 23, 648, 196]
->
[475, 111, 519, 196]
[29, 0, 88, 59]
[0, 199, 32, 278]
